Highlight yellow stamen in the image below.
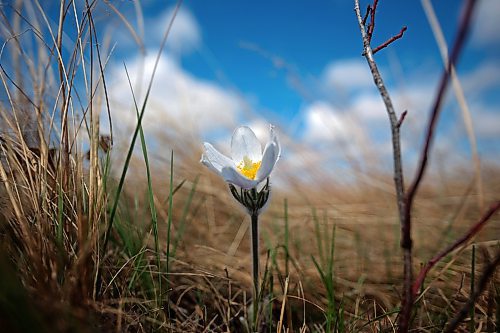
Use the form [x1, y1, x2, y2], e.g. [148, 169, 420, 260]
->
[237, 156, 261, 180]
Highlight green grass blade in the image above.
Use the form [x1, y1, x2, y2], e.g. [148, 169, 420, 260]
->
[284, 198, 289, 278]
[165, 150, 174, 317]
[101, 0, 183, 264]
[123, 64, 161, 305]
[328, 224, 336, 282]
[57, 183, 64, 245]
[172, 175, 199, 257]
[312, 207, 325, 266]
[311, 255, 327, 287]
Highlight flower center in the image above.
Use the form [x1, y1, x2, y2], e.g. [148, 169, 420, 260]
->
[237, 155, 261, 180]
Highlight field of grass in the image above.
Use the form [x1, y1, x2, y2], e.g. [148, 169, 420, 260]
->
[0, 1, 498, 332]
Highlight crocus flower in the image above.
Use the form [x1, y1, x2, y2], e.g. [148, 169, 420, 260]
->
[202, 126, 280, 325]
[201, 125, 280, 189]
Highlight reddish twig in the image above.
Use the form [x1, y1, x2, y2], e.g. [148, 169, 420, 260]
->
[397, 110, 408, 128]
[362, 5, 371, 26]
[399, 1, 478, 330]
[412, 201, 500, 297]
[367, 0, 378, 43]
[444, 249, 500, 333]
[372, 26, 407, 54]
[404, 0, 477, 213]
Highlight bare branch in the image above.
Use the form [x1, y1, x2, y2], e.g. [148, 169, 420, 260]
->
[354, 2, 409, 329]
[355, 0, 479, 332]
[354, 1, 405, 214]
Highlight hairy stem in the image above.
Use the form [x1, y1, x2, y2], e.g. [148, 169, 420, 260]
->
[251, 211, 260, 327]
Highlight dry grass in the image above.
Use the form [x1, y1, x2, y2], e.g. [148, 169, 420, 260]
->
[0, 1, 498, 332]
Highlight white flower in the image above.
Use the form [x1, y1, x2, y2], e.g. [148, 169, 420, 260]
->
[201, 125, 280, 189]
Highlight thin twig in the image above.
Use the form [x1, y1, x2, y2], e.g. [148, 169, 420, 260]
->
[367, 0, 378, 43]
[372, 26, 407, 54]
[404, 0, 477, 212]
[401, 0, 477, 330]
[354, 0, 406, 227]
[401, 1, 478, 330]
[444, 250, 500, 333]
[397, 110, 408, 128]
[412, 201, 500, 297]
[421, 0, 484, 211]
[362, 5, 371, 26]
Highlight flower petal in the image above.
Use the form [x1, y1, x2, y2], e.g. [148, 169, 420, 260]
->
[270, 125, 281, 159]
[221, 166, 260, 189]
[201, 143, 234, 175]
[256, 142, 279, 181]
[231, 126, 262, 164]
[255, 125, 280, 181]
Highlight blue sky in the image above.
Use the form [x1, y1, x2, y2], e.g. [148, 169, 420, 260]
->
[2, 0, 498, 183]
[132, 0, 496, 115]
[118, 0, 464, 121]
[97, 0, 499, 174]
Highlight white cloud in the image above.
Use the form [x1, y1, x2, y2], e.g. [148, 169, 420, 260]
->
[351, 94, 386, 120]
[107, 54, 241, 138]
[246, 119, 273, 143]
[322, 59, 374, 91]
[109, 6, 201, 57]
[153, 7, 201, 55]
[299, 59, 444, 171]
[461, 61, 500, 94]
[302, 102, 352, 143]
[471, 106, 500, 138]
[471, 0, 500, 46]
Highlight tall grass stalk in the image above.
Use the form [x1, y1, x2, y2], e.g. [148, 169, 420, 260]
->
[56, 183, 64, 245]
[470, 244, 475, 332]
[165, 150, 174, 317]
[284, 198, 289, 278]
[171, 175, 199, 257]
[100, 0, 183, 287]
[124, 64, 162, 308]
[312, 218, 337, 332]
[268, 274, 274, 333]
[312, 207, 325, 265]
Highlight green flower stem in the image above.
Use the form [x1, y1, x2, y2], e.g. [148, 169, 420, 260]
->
[251, 211, 259, 327]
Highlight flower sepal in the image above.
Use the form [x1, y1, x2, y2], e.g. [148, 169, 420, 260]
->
[229, 178, 271, 215]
